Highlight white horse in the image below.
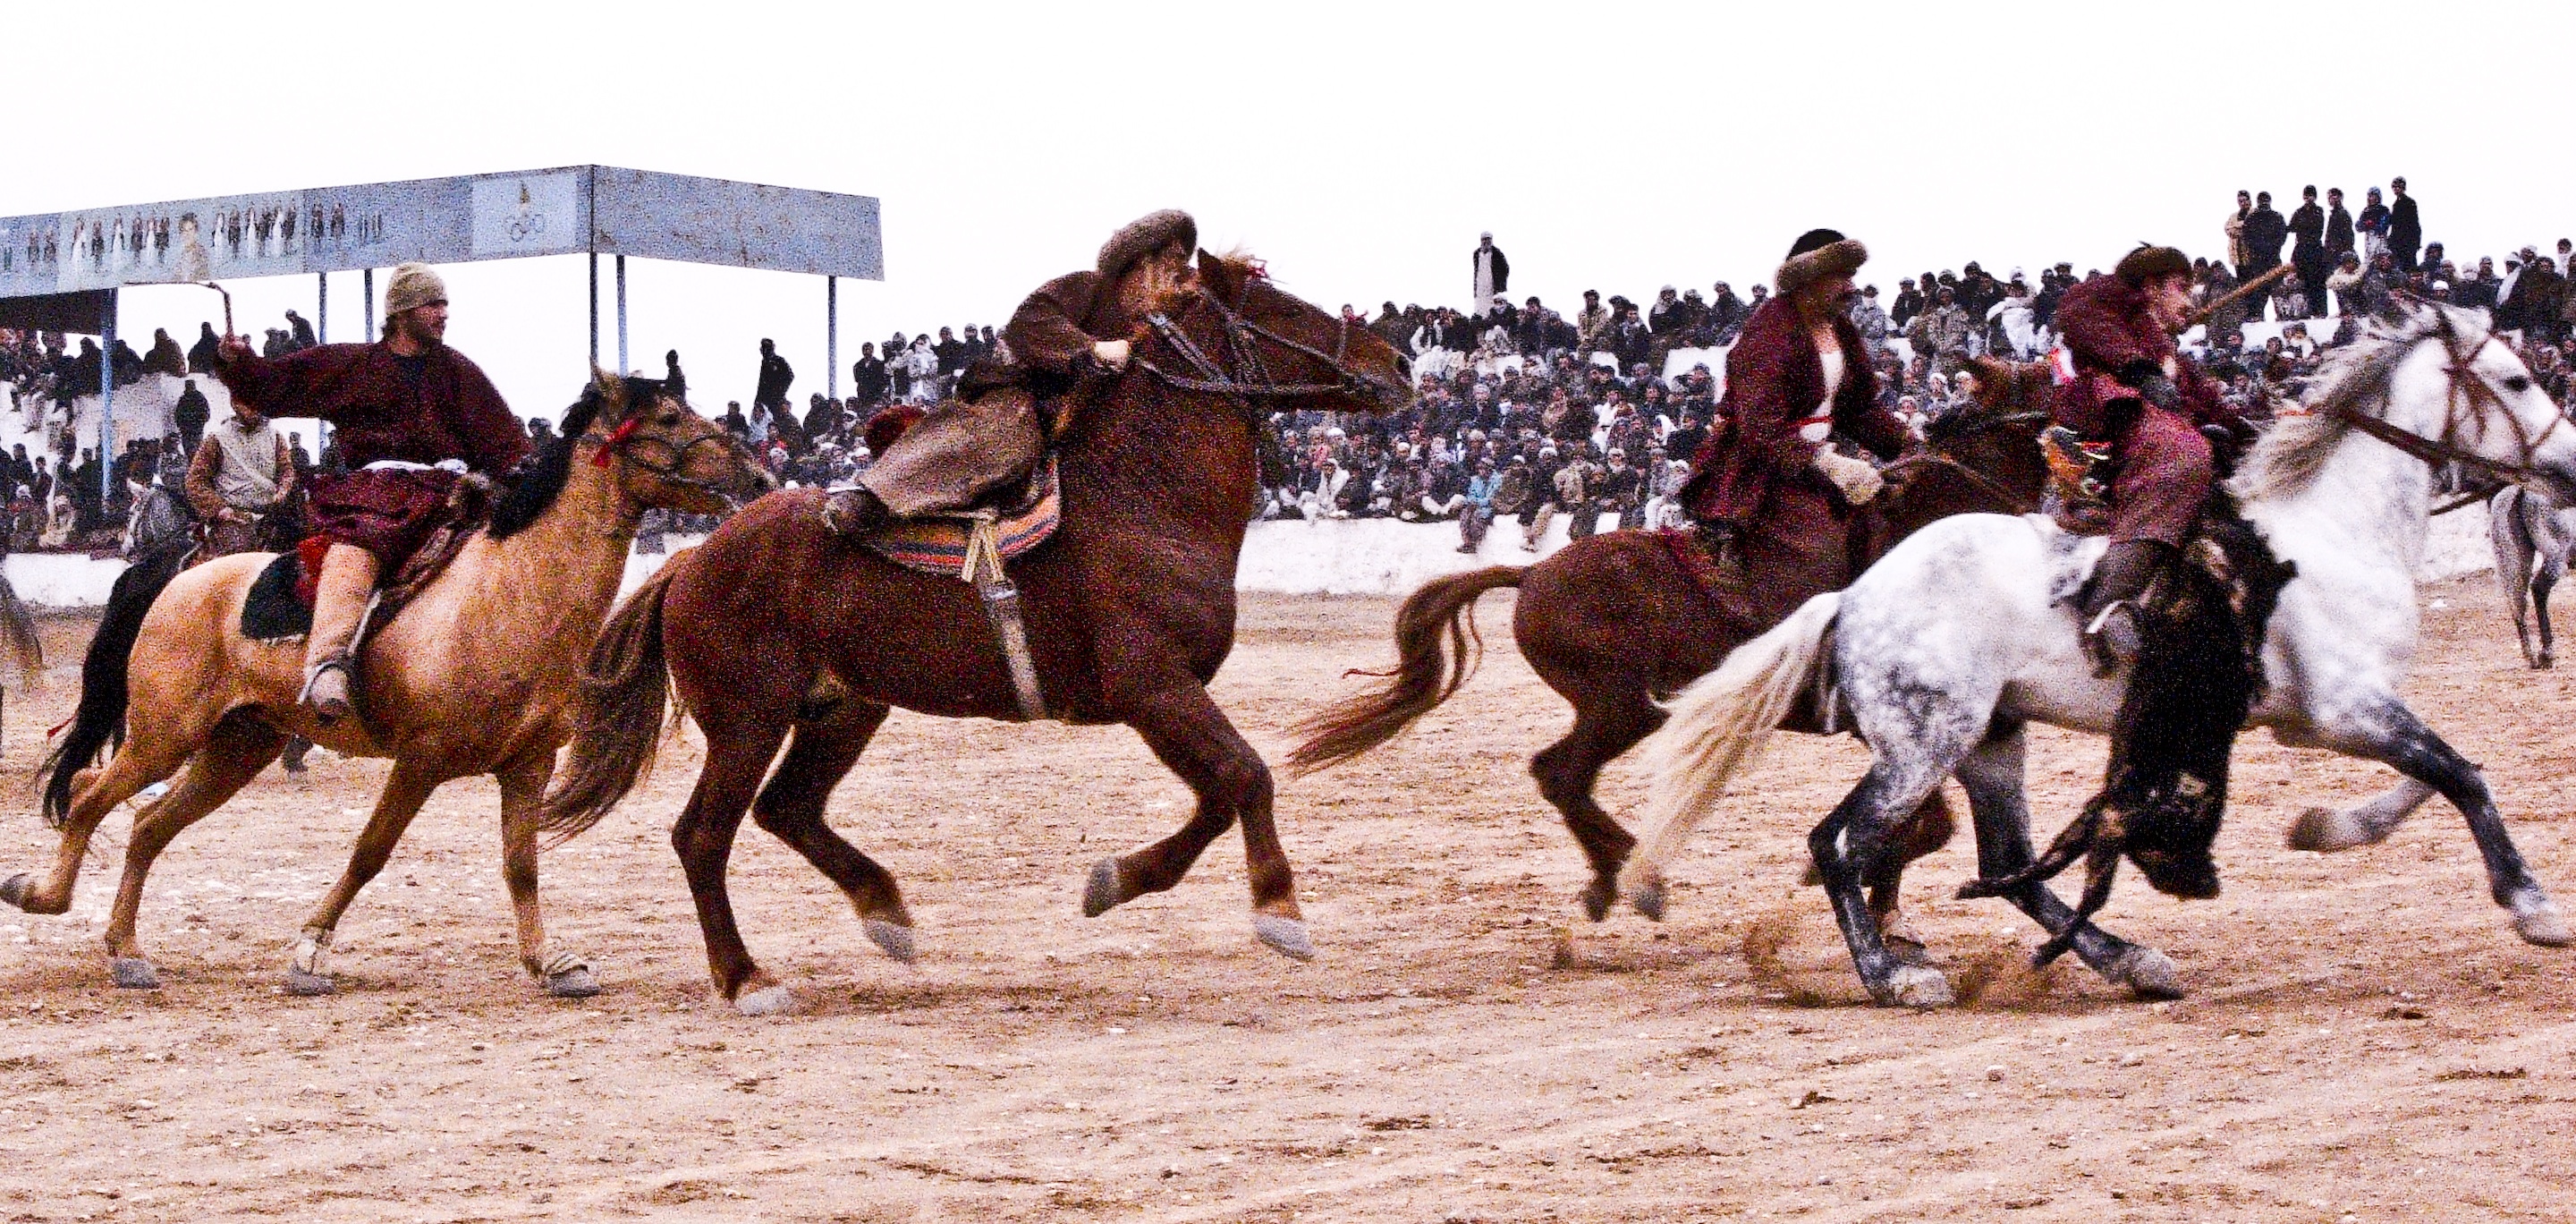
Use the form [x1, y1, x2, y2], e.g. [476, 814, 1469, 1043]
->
[2488, 483, 2576, 667]
[1625, 302, 2576, 1007]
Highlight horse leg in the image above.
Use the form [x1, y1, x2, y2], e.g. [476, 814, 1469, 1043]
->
[2, 720, 200, 917]
[2324, 702, 2568, 947]
[674, 716, 796, 1012]
[1090, 679, 1309, 960]
[1530, 689, 1658, 922]
[1809, 747, 1960, 1007]
[97, 714, 284, 989]
[2493, 491, 2541, 667]
[749, 700, 918, 965]
[2286, 778, 2440, 852]
[495, 752, 597, 999]
[1863, 791, 1957, 965]
[1953, 720, 2182, 999]
[285, 761, 442, 996]
[2531, 556, 2560, 669]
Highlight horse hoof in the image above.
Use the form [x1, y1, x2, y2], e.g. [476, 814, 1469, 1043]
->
[1884, 933, 1935, 968]
[2112, 947, 2187, 1000]
[110, 957, 160, 990]
[1252, 914, 1315, 962]
[2512, 902, 2572, 948]
[1578, 880, 1614, 923]
[546, 967, 601, 999]
[735, 985, 796, 1017]
[863, 919, 918, 965]
[2285, 807, 2367, 853]
[1876, 965, 1954, 1009]
[282, 968, 336, 997]
[0, 874, 29, 909]
[1631, 881, 1666, 922]
[1081, 858, 1124, 918]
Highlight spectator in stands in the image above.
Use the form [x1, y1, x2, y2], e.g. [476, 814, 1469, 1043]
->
[851, 341, 888, 407]
[187, 322, 222, 375]
[2241, 191, 2288, 290]
[1574, 290, 1611, 356]
[144, 328, 186, 377]
[2224, 190, 2252, 271]
[2388, 177, 2421, 273]
[1906, 285, 1973, 376]
[2357, 187, 2389, 267]
[285, 309, 317, 351]
[1472, 233, 1510, 312]
[173, 378, 210, 451]
[753, 337, 794, 413]
[2291, 186, 2330, 318]
[183, 397, 295, 557]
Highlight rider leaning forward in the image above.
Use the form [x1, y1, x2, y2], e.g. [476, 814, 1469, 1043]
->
[1682, 227, 1911, 625]
[2050, 244, 2255, 661]
[820, 209, 1200, 535]
[214, 262, 529, 722]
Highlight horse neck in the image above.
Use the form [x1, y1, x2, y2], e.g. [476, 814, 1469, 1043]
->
[1065, 373, 1257, 531]
[485, 438, 638, 625]
[2255, 345, 2442, 570]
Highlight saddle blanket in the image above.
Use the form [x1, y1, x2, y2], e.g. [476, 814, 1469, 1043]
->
[238, 515, 483, 643]
[860, 457, 1063, 577]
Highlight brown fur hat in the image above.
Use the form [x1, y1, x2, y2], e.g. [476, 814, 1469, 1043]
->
[1775, 229, 1868, 296]
[1097, 210, 1197, 282]
[2115, 244, 2191, 286]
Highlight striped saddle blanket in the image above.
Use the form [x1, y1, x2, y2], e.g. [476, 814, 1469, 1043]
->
[860, 458, 1063, 577]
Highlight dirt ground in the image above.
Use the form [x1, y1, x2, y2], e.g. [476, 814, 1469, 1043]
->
[0, 573, 2568, 1222]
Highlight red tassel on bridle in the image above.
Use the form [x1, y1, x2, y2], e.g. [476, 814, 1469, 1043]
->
[591, 418, 640, 466]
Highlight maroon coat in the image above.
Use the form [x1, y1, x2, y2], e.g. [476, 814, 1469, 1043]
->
[2048, 275, 2243, 547]
[956, 270, 1143, 403]
[215, 341, 530, 567]
[1682, 295, 1910, 626]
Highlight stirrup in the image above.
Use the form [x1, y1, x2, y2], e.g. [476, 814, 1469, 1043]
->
[299, 659, 356, 722]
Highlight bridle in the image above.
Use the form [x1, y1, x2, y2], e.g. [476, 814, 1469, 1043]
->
[2326, 324, 2565, 486]
[1136, 281, 1409, 430]
[587, 410, 763, 500]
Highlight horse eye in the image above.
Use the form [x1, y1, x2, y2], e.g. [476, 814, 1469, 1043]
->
[2504, 376, 2533, 393]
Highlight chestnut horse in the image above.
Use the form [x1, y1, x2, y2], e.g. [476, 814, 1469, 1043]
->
[7, 373, 771, 997]
[1289, 358, 2054, 931]
[538, 251, 1413, 1014]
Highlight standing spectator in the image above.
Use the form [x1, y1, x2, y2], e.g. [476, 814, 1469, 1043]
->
[284, 309, 318, 352]
[1847, 285, 1893, 358]
[2387, 177, 2421, 273]
[1472, 233, 1510, 312]
[186, 321, 222, 375]
[1904, 285, 1973, 375]
[143, 327, 186, 377]
[1889, 278, 1924, 328]
[752, 337, 794, 413]
[933, 326, 968, 395]
[901, 335, 941, 404]
[172, 378, 210, 452]
[2290, 186, 2330, 320]
[2323, 187, 2356, 311]
[2241, 191, 2288, 289]
[851, 341, 888, 407]
[2224, 190, 2252, 271]
[1573, 289, 1612, 356]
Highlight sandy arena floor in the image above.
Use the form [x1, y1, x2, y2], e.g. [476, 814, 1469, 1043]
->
[0, 574, 2568, 1222]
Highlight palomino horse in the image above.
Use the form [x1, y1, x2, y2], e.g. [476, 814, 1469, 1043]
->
[5, 373, 769, 996]
[1288, 358, 2055, 931]
[538, 251, 1413, 1015]
[1631, 302, 2576, 1007]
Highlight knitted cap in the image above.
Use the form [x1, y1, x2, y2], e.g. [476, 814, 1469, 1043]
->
[384, 262, 448, 317]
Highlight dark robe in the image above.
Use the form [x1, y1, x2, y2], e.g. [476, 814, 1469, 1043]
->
[954, 270, 1140, 404]
[2049, 276, 2241, 548]
[214, 341, 528, 567]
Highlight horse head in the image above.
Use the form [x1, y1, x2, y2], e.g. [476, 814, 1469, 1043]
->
[1155, 250, 1416, 418]
[578, 370, 775, 517]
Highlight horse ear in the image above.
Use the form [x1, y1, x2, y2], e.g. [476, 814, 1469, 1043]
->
[1197, 248, 1239, 301]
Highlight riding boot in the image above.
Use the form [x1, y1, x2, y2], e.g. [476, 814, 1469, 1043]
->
[2078, 538, 2169, 674]
[301, 544, 379, 723]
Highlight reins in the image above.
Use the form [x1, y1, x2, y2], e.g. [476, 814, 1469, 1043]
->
[2325, 328, 2563, 487]
[1137, 282, 1406, 431]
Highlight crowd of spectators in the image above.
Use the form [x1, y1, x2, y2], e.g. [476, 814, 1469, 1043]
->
[11, 176, 2576, 558]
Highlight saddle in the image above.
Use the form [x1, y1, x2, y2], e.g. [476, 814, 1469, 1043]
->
[1962, 495, 2297, 964]
[239, 487, 487, 645]
[854, 457, 1063, 578]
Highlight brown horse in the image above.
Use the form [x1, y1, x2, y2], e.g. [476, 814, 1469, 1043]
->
[1289, 358, 2055, 931]
[6, 372, 770, 996]
[538, 251, 1413, 1014]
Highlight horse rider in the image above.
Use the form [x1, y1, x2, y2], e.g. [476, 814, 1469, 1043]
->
[1681, 227, 1911, 625]
[2048, 244, 2254, 664]
[819, 209, 1200, 536]
[214, 261, 530, 722]
[182, 392, 297, 557]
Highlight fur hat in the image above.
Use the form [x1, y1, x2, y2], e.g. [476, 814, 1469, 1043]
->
[383, 262, 447, 318]
[1775, 229, 1867, 296]
[2114, 245, 2191, 286]
[1097, 209, 1198, 282]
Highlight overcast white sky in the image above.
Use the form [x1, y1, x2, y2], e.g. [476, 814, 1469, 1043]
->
[9, 0, 2569, 420]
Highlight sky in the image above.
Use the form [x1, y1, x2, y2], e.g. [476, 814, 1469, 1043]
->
[8, 0, 2571, 420]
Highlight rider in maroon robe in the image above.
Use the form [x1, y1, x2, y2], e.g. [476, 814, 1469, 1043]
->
[1682, 228, 1911, 627]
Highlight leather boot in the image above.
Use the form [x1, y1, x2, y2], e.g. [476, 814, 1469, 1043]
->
[301, 544, 379, 723]
[2079, 539, 2169, 673]
[818, 487, 893, 538]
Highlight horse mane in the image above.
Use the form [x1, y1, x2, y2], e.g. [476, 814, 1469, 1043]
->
[489, 374, 660, 540]
[2230, 306, 2448, 503]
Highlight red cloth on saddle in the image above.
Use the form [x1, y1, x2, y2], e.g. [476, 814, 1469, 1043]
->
[2048, 275, 2241, 547]
[304, 467, 460, 570]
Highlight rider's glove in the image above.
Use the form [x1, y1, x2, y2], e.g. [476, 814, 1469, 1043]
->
[1091, 339, 1132, 370]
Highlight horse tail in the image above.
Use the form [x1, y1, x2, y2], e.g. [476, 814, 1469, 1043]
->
[0, 573, 43, 693]
[537, 551, 682, 847]
[1285, 565, 1525, 774]
[39, 541, 191, 827]
[1621, 591, 1843, 897]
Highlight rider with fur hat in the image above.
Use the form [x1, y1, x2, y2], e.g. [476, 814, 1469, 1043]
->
[822, 209, 1201, 536]
[214, 261, 529, 722]
[2049, 244, 2250, 661]
[1681, 228, 1911, 626]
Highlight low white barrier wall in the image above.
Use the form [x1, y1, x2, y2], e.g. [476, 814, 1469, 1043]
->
[10, 504, 2504, 608]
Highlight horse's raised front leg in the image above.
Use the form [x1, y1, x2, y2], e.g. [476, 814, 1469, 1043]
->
[2315, 701, 2568, 947]
[1090, 675, 1310, 961]
[287, 761, 440, 996]
[1953, 721, 2181, 999]
[497, 752, 597, 999]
